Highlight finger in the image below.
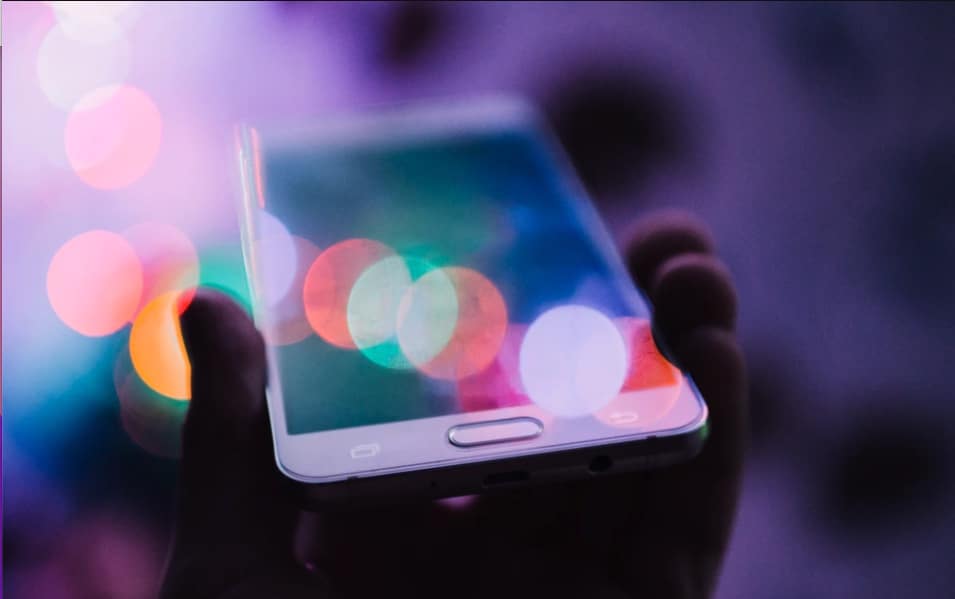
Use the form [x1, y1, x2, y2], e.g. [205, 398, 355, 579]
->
[623, 209, 714, 290]
[650, 253, 737, 345]
[672, 327, 747, 481]
[163, 290, 315, 597]
[614, 327, 747, 598]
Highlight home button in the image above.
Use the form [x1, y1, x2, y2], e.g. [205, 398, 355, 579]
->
[448, 417, 543, 448]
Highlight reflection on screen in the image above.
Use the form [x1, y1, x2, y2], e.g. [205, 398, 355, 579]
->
[245, 125, 682, 435]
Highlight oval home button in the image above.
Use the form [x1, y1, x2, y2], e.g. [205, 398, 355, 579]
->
[448, 417, 544, 448]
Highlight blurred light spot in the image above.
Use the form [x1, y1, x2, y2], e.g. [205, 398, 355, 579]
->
[65, 85, 162, 189]
[123, 222, 199, 314]
[618, 318, 678, 391]
[457, 360, 529, 413]
[263, 236, 321, 346]
[458, 323, 531, 411]
[37, 24, 130, 110]
[198, 245, 252, 311]
[129, 291, 191, 400]
[520, 306, 627, 418]
[435, 495, 478, 511]
[115, 349, 186, 458]
[49, 1, 139, 43]
[253, 210, 297, 306]
[595, 318, 681, 428]
[303, 239, 395, 349]
[396, 267, 459, 372]
[347, 256, 415, 369]
[415, 268, 507, 381]
[47, 230, 143, 336]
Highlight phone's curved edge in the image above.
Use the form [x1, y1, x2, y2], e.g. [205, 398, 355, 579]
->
[275, 384, 708, 487]
[300, 417, 708, 508]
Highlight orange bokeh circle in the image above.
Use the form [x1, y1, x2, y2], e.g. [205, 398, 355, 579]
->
[129, 290, 191, 400]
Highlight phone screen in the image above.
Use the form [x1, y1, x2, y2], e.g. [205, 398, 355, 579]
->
[243, 110, 685, 437]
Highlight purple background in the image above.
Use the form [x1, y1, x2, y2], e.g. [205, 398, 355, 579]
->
[4, 2, 955, 597]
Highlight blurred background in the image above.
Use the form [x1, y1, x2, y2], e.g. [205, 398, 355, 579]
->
[4, 2, 955, 597]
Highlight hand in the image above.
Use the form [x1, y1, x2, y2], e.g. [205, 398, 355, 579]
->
[160, 211, 746, 599]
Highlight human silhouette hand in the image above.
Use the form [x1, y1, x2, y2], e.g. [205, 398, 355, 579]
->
[160, 211, 746, 599]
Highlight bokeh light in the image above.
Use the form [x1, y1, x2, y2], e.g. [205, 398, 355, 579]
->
[46, 230, 143, 337]
[519, 305, 627, 418]
[49, 2, 139, 43]
[303, 238, 396, 349]
[617, 318, 678, 391]
[413, 267, 508, 381]
[395, 267, 459, 372]
[347, 255, 415, 369]
[263, 236, 321, 346]
[457, 324, 541, 413]
[122, 222, 199, 314]
[129, 291, 191, 400]
[253, 210, 297, 306]
[114, 348, 187, 458]
[65, 85, 162, 190]
[197, 244, 253, 311]
[595, 318, 681, 428]
[37, 23, 131, 110]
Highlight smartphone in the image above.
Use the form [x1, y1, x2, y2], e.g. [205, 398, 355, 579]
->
[235, 98, 707, 505]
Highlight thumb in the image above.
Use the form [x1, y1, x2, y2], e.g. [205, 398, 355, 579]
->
[162, 289, 319, 597]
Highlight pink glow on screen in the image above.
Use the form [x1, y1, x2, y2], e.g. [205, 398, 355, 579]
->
[595, 318, 682, 428]
[303, 239, 397, 349]
[46, 230, 143, 337]
[65, 85, 162, 190]
[457, 324, 530, 412]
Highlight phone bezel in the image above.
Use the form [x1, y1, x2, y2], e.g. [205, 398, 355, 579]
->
[235, 97, 708, 486]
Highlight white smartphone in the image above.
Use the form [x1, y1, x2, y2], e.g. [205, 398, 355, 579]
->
[235, 98, 707, 505]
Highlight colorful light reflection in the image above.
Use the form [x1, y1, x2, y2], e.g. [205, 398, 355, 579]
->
[37, 23, 131, 110]
[263, 236, 321, 346]
[595, 318, 681, 428]
[64, 85, 162, 190]
[129, 291, 191, 400]
[46, 230, 143, 337]
[123, 222, 199, 315]
[395, 267, 459, 371]
[347, 255, 416, 369]
[414, 267, 508, 381]
[303, 238, 396, 349]
[253, 210, 298, 306]
[519, 305, 627, 418]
